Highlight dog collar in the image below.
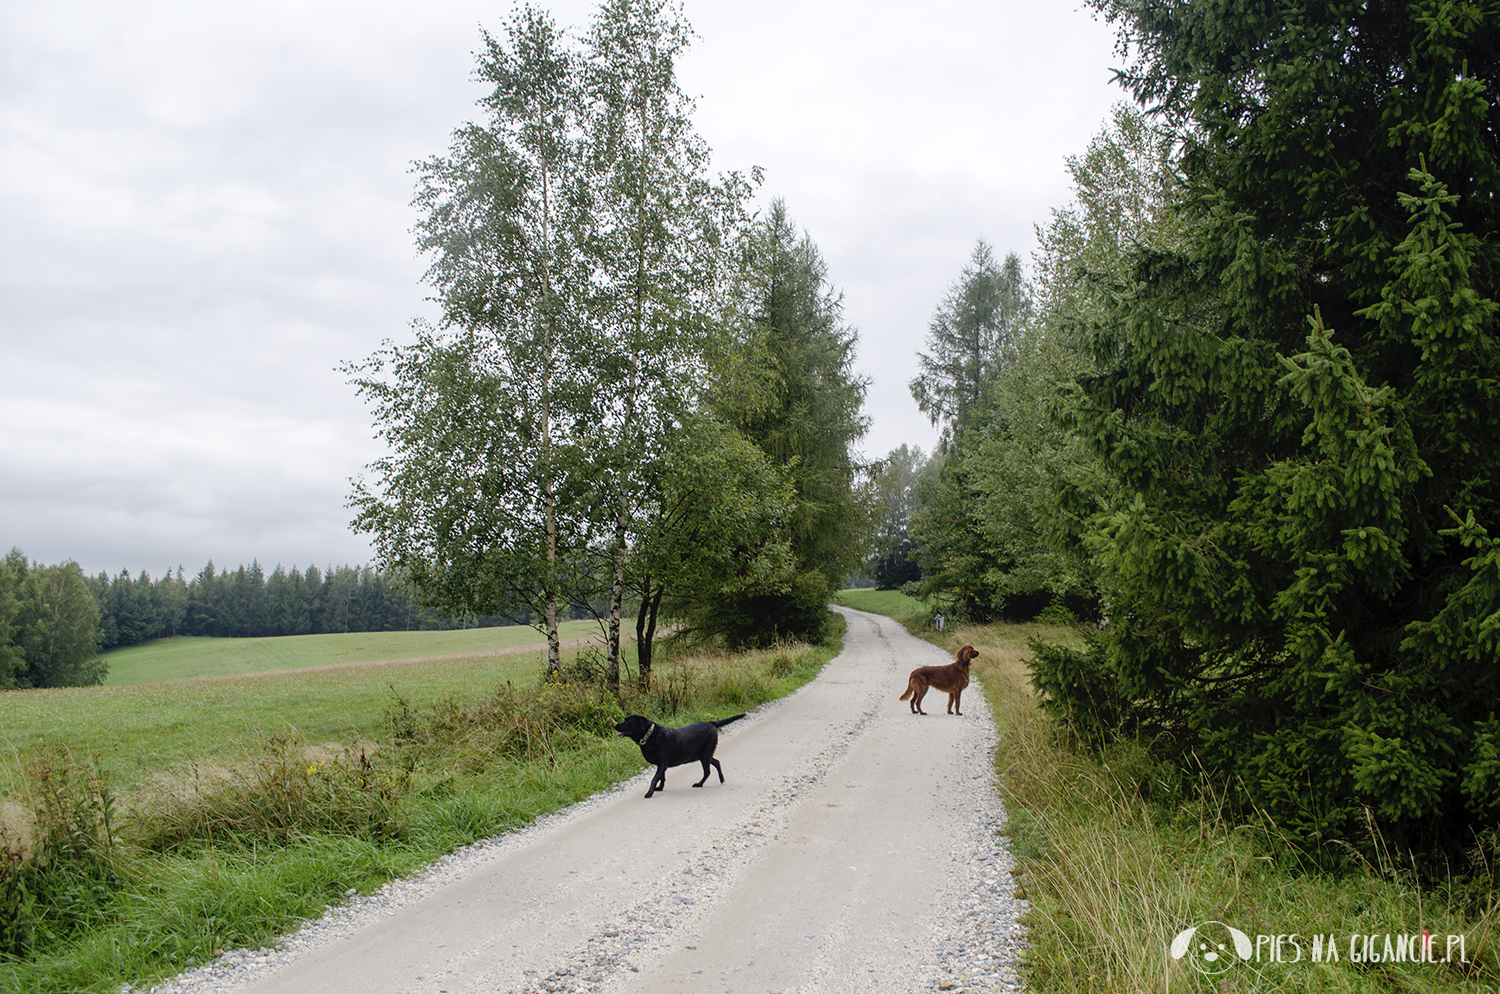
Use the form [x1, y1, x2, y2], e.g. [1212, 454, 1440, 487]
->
[637, 724, 656, 746]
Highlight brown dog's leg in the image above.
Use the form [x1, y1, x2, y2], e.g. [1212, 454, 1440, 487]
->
[912, 681, 928, 715]
[948, 689, 962, 715]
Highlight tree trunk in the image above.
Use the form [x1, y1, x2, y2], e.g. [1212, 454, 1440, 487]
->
[545, 486, 560, 679]
[636, 583, 663, 690]
[607, 510, 627, 689]
[606, 365, 637, 690]
[634, 586, 649, 687]
[538, 110, 562, 681]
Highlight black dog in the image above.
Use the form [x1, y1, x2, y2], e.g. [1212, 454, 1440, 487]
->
[615, 713, 746, 798]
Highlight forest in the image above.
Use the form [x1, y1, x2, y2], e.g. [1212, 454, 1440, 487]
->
[871, 0, 1500, 867]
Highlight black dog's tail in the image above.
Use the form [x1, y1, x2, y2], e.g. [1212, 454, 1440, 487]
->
[714, 713, 747, 728]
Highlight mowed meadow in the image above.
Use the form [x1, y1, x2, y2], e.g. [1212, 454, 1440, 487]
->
[100, 622, 602, 685]
[1, 621, 600, 795]
[0, 619, 842, 993]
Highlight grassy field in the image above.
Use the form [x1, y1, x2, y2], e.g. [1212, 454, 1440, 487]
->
[832, 586, 929, 621]
[4, 621, 607, 796]
[101, 621, 602, 685]
[0, 619, 845, 993]
[2, 653, 547, 796]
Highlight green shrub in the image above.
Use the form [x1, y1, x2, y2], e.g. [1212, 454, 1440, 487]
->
[1045, 0, 1500, 868]
[690, 571, 834, 649]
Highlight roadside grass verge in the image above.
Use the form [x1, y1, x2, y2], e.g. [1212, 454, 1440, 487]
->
[101, 621, 602, 685]
[0, 621, 843, 994]
[911, 620, 1497, 993]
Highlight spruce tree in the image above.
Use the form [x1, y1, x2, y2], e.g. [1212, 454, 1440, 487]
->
[1037, 0, 1500, 858]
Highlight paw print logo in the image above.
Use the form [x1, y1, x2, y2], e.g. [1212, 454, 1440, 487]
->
[1170, 921, 1253, 975]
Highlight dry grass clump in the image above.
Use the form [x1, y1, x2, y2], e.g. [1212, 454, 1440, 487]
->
[130, 734, 411, 852]
[0, 749, 121, 960]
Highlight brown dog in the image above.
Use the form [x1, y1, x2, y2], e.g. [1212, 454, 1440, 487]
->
[899, 645, 978, 715]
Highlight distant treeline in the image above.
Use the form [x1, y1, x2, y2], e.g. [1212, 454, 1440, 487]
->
[87, 561, 523, 652]
[1, 548, 588, 690]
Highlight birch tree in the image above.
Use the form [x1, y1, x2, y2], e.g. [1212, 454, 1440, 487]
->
[581, 0, 755, 683]
[350, 8, 592, 675]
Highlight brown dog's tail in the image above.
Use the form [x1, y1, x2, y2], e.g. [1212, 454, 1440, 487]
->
[899, 678, 916, 702]
[713, 713, 747, 728]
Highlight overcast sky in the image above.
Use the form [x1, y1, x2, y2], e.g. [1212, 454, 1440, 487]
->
[0, 0, 1125, 578]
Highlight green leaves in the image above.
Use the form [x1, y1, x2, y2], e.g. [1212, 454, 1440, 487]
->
[2, 553, 105, 689]
[1041, 0, 1500, 859]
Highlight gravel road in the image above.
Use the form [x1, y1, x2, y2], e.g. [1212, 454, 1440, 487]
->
[147, 606, 1026, 994]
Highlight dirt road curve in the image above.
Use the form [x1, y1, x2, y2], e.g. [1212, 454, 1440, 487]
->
[202, 607, 1025, 994]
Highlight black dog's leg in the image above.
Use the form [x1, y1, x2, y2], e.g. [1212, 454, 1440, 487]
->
[692, 757, 724, 787]
[646, 765, 668, 798]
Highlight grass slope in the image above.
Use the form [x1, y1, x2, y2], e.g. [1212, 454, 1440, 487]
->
[832, 587, 928, 619]
[102, 621, 602, 685]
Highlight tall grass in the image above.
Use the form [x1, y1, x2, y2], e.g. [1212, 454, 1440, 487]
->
[0, 630, 839, 993]
[933, 621, 1498, 993]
